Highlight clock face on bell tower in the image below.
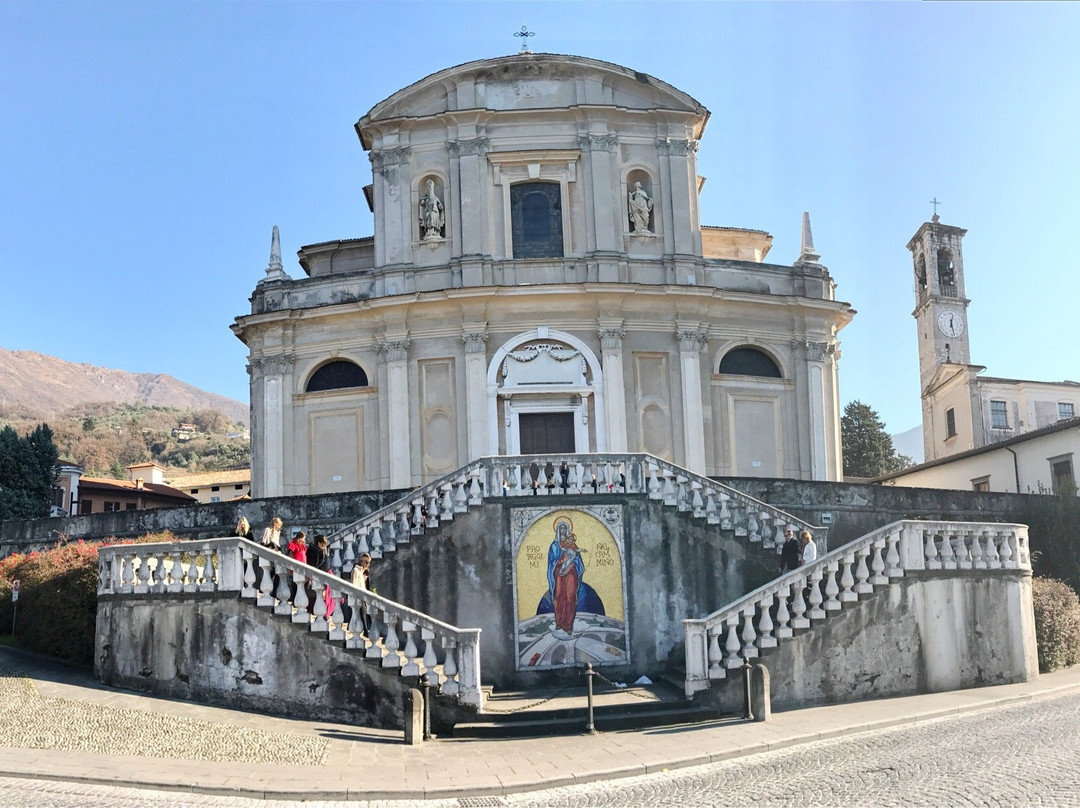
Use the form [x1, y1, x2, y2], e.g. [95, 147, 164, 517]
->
[936, 309, 965, 338]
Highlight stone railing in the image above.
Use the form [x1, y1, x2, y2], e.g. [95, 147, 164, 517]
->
[327, 453, 822, 567]
[97, 538, 483, 709]
[683, 520, 1031, 697]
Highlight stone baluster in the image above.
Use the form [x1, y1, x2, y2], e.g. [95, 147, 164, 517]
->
[330, 538, 343, 572]
[925, 529, 942, 570]
[614, 462, 626, 492]
[661, 471, 677, 506]
[941, 530, 958, 570]
[440, 484, 455, 518]
[747, 509, 761, 543]
[441, 638, 460, 695]
[345, 596, 369, 650]
[707, 627, 725, 679]
[121, 552, 137, 593]
[383, 514, 398, 552]
[568, 463, 582, 495]
[327, 585, 346, 641]
[468, 468, 484, 505]
[739, 607, 759, 659]
[1017, 531, 1030, 567]
[258, 556, 275, 607]
[823, 562, 841, 612]
[291, 572, 310, 623]
[719, 495, 733, 530]
[274, 564, 293, 616]
[790, 578, 809, 629]
[971, 530, 987, 570]
[886, 532, 903, 578]
[760, 513, 774, 549]
[396, 509, 411, 546]
[358, 527, 371, 555]
[984, 529, 1001, 569]
[998, 530, 1014, 568]
[691, 483, 705, 518]
[647, 464, 662, 500]
[807, 568, 825, 620]
[381, 611, 402, 668]
[422, 628, 440, 685]
[370, 524, 384, 559]
[152, 554, 169, 593]
[342, 536, 356, 574]
[411, 499, 425, 535]
[854, 547, 873, 594]
[182, 554, 199, 593]
[839, 553, 858, 602]
[241, 553, 258, 598]
[732, 503, 748, 537]
[510, 464, 524, 496]
[401, 621, 420, 676]
[365, 609, 385, 659]
[757, 596, 776, 649]
[676, 477, 690, 512]
[453, 476, 468, 513]
[536, 464, 549, 495]
[953, 531, 970, 569]
[869, 540, 888, 586]
[723, 614, 742, 669]
[774, 523, 787, 547]
[133, 555, 151, 594]
[311, 580, 328, 633]
[425, 492, 439, 527]
[775, 585, 793, 639]
[704, 490, 719, 524]
[200, 550, 217, 591]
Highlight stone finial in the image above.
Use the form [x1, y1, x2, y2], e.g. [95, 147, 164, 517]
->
[797, 212, 821, 265]
[261, 225, 290, 283]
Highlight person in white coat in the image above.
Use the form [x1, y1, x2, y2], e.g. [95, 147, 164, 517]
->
[800, 530, 818, 566]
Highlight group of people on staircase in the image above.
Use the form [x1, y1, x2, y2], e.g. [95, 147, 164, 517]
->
[779, 528, 817, 573]
[232, 515, 375, 632]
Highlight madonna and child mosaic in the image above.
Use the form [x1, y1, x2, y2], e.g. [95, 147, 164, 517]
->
[512, 506, 629, 670]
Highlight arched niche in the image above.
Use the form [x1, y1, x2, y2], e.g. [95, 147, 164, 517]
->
[414, 173, 447, 242]
[624, 167, 657, 235]
[486, 328, 607, 455]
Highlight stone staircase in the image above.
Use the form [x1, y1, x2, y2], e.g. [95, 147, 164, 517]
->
[324, 453, 824, 572]
[683, 519, 1031, 698]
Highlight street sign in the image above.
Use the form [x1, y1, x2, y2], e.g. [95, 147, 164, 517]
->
[10, 580, 18, 603]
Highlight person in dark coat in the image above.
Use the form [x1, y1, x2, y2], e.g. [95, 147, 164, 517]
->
[780, 529, 801, 573]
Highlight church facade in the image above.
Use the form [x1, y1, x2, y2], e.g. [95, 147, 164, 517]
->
[233, 54, 854, 497]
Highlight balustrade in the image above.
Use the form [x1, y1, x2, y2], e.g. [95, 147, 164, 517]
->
[684, 519, 1031, 697]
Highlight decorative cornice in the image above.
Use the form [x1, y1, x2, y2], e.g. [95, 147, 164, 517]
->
[657, 138, 699, 156]
[675, 328, 709, 353]
[598, 327, 625, 351]
[375, 339, 411, 363]
[369, 146, 412, 170]
[462, 329, 489, 354]
[248, 353, 296, 376]
[577, 133, 619, 153]
[448, 137, 491, 157]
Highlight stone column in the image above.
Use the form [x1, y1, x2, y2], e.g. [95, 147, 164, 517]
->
[462, 325, 489, 462]
[369, 146, 412, 268]
[805, 341, 836, 481]
[658, 138, 702, 272]
[598, 324, 628, 453]
[250, 353, 294, 498]
[450, 138, 490, 258]
[676, 325, 708, 474]
[378, 338, 412, 489]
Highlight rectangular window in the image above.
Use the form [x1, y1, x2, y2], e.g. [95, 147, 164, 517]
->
[990, 400, 1009, 429]
[125, 503, 137, 510]
[190, 489, 199, 494]
[211, 486, 220, 492]
[1051, 458, 1076, 495]
[945, 408, 956, 439]
[511, 181, 564, 259]
[78, 500, 92, 515]
[103, 501, 121, 512]
[971, 476, 990, 492]
[210, 496, 220, 503]
[235, 484, 244, 490]
[1059, 403, 1075, 421]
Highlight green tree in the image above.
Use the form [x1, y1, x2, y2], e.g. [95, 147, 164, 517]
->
[841, 401, 912, 478]
[0, 423, 60, 520]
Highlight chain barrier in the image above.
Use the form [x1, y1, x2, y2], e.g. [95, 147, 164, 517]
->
[589, 668, 684, 703]
[482, 685, 574, 714]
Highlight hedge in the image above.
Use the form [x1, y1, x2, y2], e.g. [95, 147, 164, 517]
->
[1032, 576, 1080, 673]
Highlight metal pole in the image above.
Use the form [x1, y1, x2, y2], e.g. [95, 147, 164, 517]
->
[10, 601, 16, 636]
[420, 677, 433, 741]
[585, 663, 597, 734]
[742, 657, 753, 721]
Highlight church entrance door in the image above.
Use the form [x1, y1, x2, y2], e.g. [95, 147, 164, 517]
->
[518, 412, 575, 454]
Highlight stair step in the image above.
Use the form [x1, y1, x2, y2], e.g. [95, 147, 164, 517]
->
[454, 704, 723, 738]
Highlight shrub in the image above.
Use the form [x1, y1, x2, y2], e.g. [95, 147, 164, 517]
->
[0, 532, 175, 667]
[1032, 576, 1080, 673]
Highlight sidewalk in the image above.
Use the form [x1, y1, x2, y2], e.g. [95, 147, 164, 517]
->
[2, 645, 1079, 801]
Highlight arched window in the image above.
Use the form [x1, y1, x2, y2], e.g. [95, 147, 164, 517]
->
[511, 182, 563, 258]
[719, 347, 782, 378]
[305, 360, 369, 393]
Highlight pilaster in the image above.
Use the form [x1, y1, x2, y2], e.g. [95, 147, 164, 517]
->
[676, 324, 708, 473]
[249, 353, 295, 498]
[376, 336, 412, 488]
[462, 324, 490, 462]
[598, 322, 628, 453]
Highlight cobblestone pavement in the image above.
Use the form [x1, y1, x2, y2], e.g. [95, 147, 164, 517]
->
[2, 691, 1079, 807]
[0, 669, 329, 765]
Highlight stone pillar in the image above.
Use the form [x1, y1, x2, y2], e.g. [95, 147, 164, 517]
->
[369, 146, 412, 268]
[658, 138, 701, 261]
[450, 138, 490, 258]
[805, 341, 835, 482]
[462, 325, 489, 462]
[378, 338, 412, 489]
[579, 134, 620, 253]
[403, 688, 424, 745]
[598, 324, 628, 453]
[676, 325, 708, 474]
[250, 354, 294, 498]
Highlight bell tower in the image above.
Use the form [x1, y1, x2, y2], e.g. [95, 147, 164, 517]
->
[908, 214, 971, 392]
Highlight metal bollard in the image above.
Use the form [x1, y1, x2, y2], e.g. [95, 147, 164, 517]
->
[420, 676, 433, 741]
[584, 663, 597, 734]
[742, 657, 754, 720]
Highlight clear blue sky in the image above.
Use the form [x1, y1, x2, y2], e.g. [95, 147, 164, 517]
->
[3, 1, 1078, 440]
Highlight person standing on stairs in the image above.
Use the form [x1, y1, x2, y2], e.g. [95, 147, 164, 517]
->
[260, 517, 283, 551]
[799, 530, 817, 566]
[780, 529, 801, 573]
[351, 553, 373, 633]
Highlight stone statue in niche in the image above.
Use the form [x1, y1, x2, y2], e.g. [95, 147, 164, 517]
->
[418, 179, 445, 240]
[627, 181, 653, 234]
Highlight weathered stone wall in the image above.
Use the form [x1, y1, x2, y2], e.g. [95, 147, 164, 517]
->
[94, 593, 472, 732]
[710, 570, 1038, 712]
[370, 495, 782, 689]
[0, 489, 407, 556]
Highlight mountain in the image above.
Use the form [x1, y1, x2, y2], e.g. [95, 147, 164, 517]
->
[891, 425, 924, 465]
[0, 349, 248, 425]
